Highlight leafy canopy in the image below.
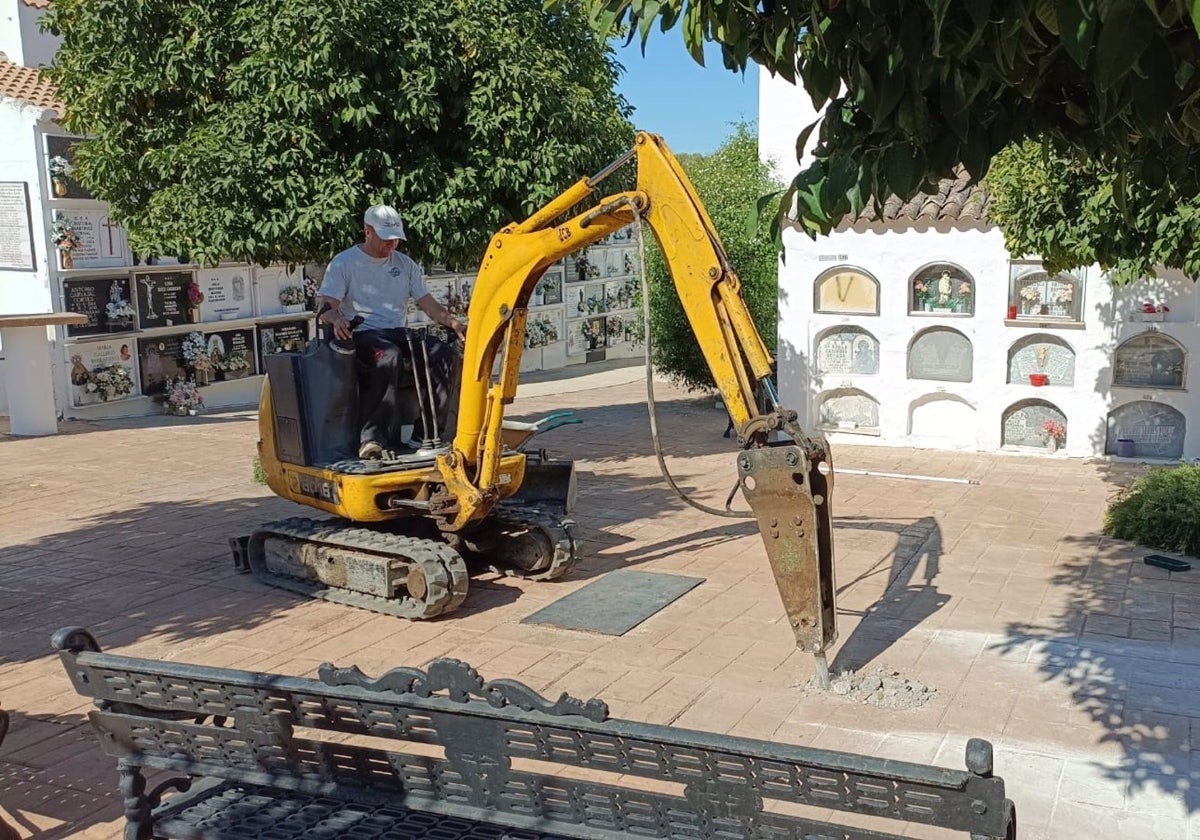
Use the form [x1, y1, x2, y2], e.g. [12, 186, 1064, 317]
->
[576, 0, 1200, 269]
[644, 123, 781, 391]
[44, 0, 634, 268]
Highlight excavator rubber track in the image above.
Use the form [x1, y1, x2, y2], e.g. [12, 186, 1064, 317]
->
[232, 517, 470, 620]
[455, 504, 579, 582]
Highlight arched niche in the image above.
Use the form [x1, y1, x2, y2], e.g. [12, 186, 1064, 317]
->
[1113, 332, 1187, 389]
[907, 327, 973, 382]
[815, 326, 880, 376]
[814, 266, 880, 315]
[909, 262, 974, 315]
[908, 394, 977, 446]
[1002, 400, 1067, 449]
[1011, 267, 1083, 320]
[817, 388, 880, 432]
[1007, 335, 1076, 386]
[1106, 401, 1186, 459]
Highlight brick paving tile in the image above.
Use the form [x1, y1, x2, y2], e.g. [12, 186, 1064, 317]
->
[2, 377, 1196, 837]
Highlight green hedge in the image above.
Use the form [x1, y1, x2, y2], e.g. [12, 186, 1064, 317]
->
[1104, 465, 1200, 557]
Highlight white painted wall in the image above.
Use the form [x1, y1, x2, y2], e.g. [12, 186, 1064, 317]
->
[0, 1, 57, 68]
[0, 103, 52, 315]
[758, 72, 820, 181]
[776, 222, 1200, 459]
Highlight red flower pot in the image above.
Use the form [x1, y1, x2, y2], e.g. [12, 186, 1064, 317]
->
[1029, 373, 1049, 386]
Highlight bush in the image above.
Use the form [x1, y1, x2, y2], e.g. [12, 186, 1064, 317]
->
[252, 456, 267, 485]
[1104, 466, 1200, 557]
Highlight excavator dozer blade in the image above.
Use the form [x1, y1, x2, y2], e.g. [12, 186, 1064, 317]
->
[737, 443, 837, 654]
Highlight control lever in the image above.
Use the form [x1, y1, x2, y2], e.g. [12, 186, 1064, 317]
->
[316, 303, 363, 355]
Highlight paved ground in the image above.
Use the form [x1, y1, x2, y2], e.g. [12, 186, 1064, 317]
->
[0, 368, 1197, 838]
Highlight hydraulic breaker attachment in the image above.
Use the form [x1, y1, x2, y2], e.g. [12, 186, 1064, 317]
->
[737, 439, 837, 657]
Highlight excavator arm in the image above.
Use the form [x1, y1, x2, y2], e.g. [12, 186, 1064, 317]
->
[435, 132, 837, 656]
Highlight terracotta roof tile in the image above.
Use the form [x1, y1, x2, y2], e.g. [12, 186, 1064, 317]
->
[21, 0, 53, 9]
[0, 56, 61, 112]
[843, 168, 992, 228]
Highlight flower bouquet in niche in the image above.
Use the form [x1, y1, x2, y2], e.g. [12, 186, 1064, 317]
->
[187, 281, 205, 322]
[163, 377, 204, 416]
[92, 364, 133, 401]
[1141, 301, 1169, 322]
[48, 155, 72, 196]
[214, 350, 251, 380]
[279, 285, 306, 313]
[1019, 284, 1043, 314]
[51, 212, 82, 268]
[1041, 419, 1066, 452]
[912, 280, 930, 311]
[180, 331, 212, 385]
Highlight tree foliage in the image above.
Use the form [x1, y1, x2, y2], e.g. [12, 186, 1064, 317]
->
[989, 142, 1200, 283]
[644, 124, 781, 391]
[578, 0, 1200, 270]
[43, 0, 633, 268]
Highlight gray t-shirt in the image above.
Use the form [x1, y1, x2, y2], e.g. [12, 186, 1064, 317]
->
[318, 244, 429, 331]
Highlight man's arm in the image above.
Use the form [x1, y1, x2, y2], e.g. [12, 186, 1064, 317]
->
[416, 294, 467, 341]
[318, 295, 354, 341]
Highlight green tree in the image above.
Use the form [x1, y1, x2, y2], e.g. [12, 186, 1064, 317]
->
[577, 0, 1200, 270]
[43, 0, 633, 268]
[988, 142, 1200, 283]
[644, 123, 781, 390]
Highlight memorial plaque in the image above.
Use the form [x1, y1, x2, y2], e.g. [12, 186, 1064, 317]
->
[257, 320, 311, 369]
[196, 266, 254, 322]
[1106, 401, 1186, 459]
[137, 334, 188, 395]
[818, 392, 879, 430]
[302, 263, 325, 310]
[567, 250, 600, 284]
[908, 328, 973, 382]
[68, 339, 138, 407]
[56, 210, 128, 269]
[134, 270, 194, 329]
[1113, 333, 1186, 389]
[255, 264, 304, 316]
[205, 327, 257, 381]
[45, 136, 94, 200]
[1011, 266, 1081, 319]
[0, 182, 35, 270]
[816, 328, 879, 375]
[1008, 337, 1076, 386]
[63, 276, 137, 337]
[1002, 401, 1066, 448]
[815, 267, 879, 315]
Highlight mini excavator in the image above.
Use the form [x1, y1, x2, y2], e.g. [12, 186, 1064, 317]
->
[238, 132, 838, 664]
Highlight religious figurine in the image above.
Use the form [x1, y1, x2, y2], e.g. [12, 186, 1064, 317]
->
[937, 270, 953, 306]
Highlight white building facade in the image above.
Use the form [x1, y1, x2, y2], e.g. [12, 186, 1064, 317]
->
[761, 72, 1199, 461]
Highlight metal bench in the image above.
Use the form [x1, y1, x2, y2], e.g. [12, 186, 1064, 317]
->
[54, 626, 1017, 839]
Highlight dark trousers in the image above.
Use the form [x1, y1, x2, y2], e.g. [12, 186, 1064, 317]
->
[352, 328, 456, 448]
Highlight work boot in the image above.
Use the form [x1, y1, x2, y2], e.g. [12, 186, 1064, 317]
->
[358, 440, 384, 460]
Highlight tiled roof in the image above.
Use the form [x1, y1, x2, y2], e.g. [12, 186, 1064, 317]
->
[0, 55, 61, 112]
[20, 0, 53, 9]
[841, 168, 992, 228]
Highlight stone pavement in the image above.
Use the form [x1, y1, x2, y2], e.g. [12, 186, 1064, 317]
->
[1, 372, 1198, 838]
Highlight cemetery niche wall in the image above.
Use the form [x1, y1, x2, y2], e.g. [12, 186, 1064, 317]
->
[1007, 335, 1077, 386]
[1106, 401, 1187, 459]
[814, 266, 880, 315]
[908, 327, 973, 382]
[815, 326, 880, 376]
[1010, 265, 1083, 321]
[1113, 332, 1187, 390]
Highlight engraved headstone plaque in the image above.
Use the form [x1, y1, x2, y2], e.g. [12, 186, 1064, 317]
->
[206, 327, 257, 380]
[1007, 336, 1076, 385]
[1113, 333, 1186, 389]
[1106, 401, 1186, 459]
[134, 270, 194, 329]
[815, 267, 879, 315]
[0, 182, 35, 270]
[68, 339, 138, 407]
[818, 391, 879, 430]
[197, 266, 254, 322]
[908, 328, 973, 382]
[64, 276, 137, 336]
[1002, 401, 1067, 448]
[56, 210, 128, 269]
[137, 334, 188, 395]
[816, 328, 879, 375]
[257, 319, 311, 370]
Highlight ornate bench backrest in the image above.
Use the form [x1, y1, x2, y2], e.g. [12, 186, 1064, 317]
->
[55, 627, 1015, 840]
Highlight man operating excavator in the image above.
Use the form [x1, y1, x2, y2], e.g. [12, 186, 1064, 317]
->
[317, 204, 467, 459]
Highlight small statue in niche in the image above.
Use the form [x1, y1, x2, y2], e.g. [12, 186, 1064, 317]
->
[937, 270, 953, 306]
[70, 355, 90, 386]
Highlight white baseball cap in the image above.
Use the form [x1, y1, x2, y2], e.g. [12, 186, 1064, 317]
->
[364, 204, 407, 241]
